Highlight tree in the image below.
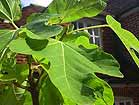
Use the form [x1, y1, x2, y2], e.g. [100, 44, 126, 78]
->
[0, 0, 138, 105]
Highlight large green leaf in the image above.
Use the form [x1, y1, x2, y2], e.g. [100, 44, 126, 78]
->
[106, 15, 139, 67]
[0, 30, 15, 52]
[63, 32, 123, 77]
[9, 38, 115, 105]
[0, 0, 21, 22]
[48, 0, 107, 23]
[40, 40, 115, 105]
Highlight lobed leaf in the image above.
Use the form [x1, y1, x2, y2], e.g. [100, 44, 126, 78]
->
[9, 38, 115, 105]
[106, 15, 139, 67]
[64, 32, 123, 78]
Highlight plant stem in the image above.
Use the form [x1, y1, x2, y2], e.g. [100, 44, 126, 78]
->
[11, 21, 19, 29]
[67, 24, 109, 34]
[30, 82, 39, 105]
[27, 56, 39, 105]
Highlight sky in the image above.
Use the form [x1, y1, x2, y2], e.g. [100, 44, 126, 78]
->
[21, 0, 53, 7]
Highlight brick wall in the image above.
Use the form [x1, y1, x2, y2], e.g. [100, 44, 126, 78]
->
[102, 27, 115, 54]
[113, 86, 139, 105]
[116, 11, 139, 105]
[16, 5, 44, 26]
[103, 10, 139, 105]
[120, 12, 139, 37]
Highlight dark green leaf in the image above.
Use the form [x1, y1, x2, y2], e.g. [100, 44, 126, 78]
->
[106, 15, 139, 67]
[39, 78, 63, 105]
[0, 0, 21, 22]
[25, 37, 48, 51]
[27, 13, 49, 24]
[24, 24, 63, 39]
[84, 74, 114, 105]
[48, 0, 107, 23]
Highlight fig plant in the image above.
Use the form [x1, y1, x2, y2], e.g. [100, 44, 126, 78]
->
[0, 0, 139, 105]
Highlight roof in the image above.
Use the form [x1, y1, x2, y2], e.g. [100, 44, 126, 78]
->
[104, 0, 139, 16]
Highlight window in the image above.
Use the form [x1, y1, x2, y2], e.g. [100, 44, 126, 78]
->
[74, 19, 102, 46]
[114, 97, 134, 105]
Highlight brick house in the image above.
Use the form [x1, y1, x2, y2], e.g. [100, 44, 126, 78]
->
[103, 1, 139, 105]
[0, 0, 139, 105]
[71, 1, 139, 104]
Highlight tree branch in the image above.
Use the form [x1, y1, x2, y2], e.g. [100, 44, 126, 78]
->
[67, 24, 109, 34]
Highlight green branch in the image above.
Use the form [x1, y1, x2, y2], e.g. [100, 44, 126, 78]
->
[68, 24, 109, 34]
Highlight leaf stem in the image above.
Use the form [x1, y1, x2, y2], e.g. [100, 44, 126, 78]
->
[68, 24, 109, 34]
[11, 21, 19, 29]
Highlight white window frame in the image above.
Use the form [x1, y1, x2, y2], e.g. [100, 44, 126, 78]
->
[114, 97, 134, 105]
[75, 19, 102, 47]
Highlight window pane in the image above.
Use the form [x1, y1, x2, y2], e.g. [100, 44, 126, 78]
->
[119, 102, 124, 105]
[89, 37, 94, 44]
[94, 29, 99, 36]
[88, 29, 94, 35]
[95, 37, 101, 45]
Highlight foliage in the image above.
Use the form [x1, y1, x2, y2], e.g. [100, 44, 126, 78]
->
[106, 15, 139, 67]
[0, 0, 138, 105]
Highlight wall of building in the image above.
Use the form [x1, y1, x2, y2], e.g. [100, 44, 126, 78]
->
[111, 8, 139, 105]
[113, 86, 139, 105]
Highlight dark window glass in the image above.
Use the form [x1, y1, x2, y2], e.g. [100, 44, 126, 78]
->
[119, 102, 124, 105]
[126, 102, 131, 105]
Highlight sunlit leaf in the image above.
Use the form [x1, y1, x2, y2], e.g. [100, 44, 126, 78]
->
[9, 38, 115, 104]
[48, 0, 107, 23]
[0, 0, 21, 22]
[106, 15, 139, 67]
[64, 33, 123, 77]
